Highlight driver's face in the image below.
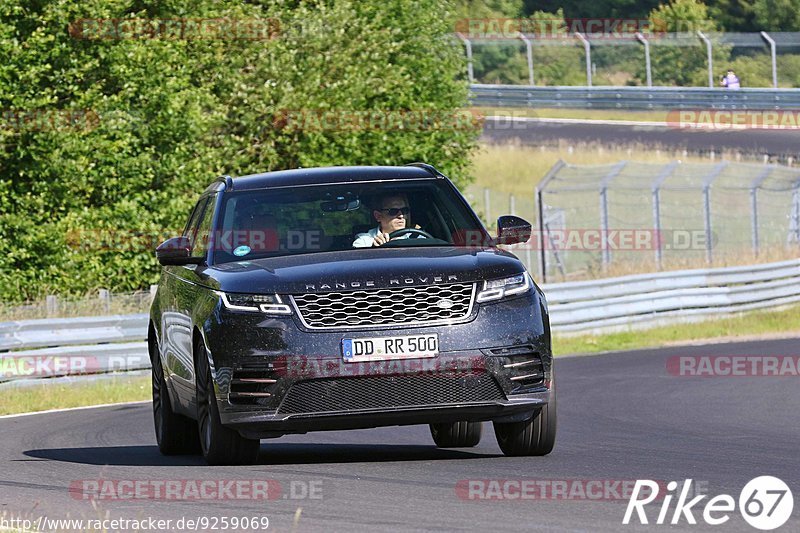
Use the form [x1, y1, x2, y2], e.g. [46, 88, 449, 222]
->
[375, 196, 409, 234]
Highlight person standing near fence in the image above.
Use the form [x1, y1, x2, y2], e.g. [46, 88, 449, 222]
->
[721, 69, 740, 89]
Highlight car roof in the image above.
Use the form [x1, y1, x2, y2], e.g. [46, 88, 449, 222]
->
[206, 165, 443, 193]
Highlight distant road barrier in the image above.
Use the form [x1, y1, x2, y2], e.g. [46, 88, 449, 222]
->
[0, 315, 149, 384]
[545, 259, 800, 333]
[2, 258, 799, 382]
[470, 84, 800, 110]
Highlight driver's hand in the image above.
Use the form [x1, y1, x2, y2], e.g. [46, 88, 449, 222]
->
[373, 232, 391, 246]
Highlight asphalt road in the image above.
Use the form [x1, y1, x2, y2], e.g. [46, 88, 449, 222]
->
[1, 338, 798, 532]
[482, 117, 800, 157]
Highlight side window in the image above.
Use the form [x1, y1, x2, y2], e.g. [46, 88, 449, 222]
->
[183, 197, 211, 256]
[183, 199, 206, 243]
[193, 194, 217, 258]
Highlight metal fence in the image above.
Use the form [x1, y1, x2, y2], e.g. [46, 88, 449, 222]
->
[535, 160, 800, 282]
[0, 287, 156, 321]
[463, 183, 538, 273]
[458, 31, 800, 88]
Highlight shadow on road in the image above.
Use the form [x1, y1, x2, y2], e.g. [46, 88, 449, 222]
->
[24, 443, 496, 466]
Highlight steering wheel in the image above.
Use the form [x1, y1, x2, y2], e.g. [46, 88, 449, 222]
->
[388, 228, 434, 240]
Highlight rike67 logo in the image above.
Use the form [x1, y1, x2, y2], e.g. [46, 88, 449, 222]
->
[624, 477, 794, 530]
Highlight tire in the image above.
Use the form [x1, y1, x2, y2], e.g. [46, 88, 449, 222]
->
[493, 384, 556, 457]
[151, 339, 201, 455]
[195, 340, 260, 465]
[430, 421, 482, 448]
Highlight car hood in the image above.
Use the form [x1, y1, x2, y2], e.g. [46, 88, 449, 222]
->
[203, 247, 527, 294]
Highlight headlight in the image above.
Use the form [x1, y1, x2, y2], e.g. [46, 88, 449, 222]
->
[476, 272, 532, 303]
[217, 291, 292, 315]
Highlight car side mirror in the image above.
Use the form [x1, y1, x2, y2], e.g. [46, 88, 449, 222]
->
[156, 237, 204, 266]
[496, 215, 532, 246]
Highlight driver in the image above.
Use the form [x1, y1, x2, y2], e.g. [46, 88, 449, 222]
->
[353, 193, 417, 248]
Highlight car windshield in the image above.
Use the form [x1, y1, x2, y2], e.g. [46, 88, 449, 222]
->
[212, 179, 489, 263]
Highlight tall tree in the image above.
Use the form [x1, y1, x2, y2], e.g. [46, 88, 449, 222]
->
[751, 0, 800, 31]
[0, 0, 479, 300]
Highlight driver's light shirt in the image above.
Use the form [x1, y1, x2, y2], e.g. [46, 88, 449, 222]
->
[352, 226, 411, 248]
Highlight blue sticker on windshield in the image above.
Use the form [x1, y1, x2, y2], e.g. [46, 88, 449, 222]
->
[233, 245, 251, 257]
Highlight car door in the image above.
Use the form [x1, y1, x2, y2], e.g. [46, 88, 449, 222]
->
[162, 195, 215, 409]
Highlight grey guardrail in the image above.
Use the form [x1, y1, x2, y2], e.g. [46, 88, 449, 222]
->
[0, 314, 148, 351]
[0, 314, 149, 384]
[541, 259, 800, 333]
[2, 259, 799, 382]
[470, 84, 800, 110]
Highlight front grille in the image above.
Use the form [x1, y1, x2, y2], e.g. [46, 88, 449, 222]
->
[277, 372, 505, 414]
[290, 283, 475, 329]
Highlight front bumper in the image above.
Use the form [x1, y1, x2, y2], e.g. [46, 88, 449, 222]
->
[224, 393, 550, 439]
[204, 291, 552, 437]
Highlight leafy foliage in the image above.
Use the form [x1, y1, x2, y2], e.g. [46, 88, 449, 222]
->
[0, 0, 478, 302]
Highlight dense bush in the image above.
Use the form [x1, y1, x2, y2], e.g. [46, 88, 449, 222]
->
[0, 0, 478, 302]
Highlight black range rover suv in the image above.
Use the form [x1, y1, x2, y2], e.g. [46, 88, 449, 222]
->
[150, 164, 555, 465]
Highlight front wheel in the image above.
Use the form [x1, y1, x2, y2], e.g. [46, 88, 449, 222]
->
[152, 339, 201, 455]
[493, 377, 556, 456]
[430, 421, 482, 448]
[196, 340, 260, 465]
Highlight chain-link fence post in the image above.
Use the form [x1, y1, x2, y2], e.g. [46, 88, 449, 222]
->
[456, 33, 474, 83]
[761, 32, 778, 88]
[575, 32, 592, 87]
[652, 162, 676, 270]
[600, 187, 610, 268]
[599, 162, 627, 269]
[99, 289, 111, 313]
[518, 32, 534, 85]
[46, 295, 58, 317]
[750, 187, 760, 257]
[536, 186, 546, 282]
[698, 31, 714, 88]
[749, 167, 772, 257]
[636, 33, 652, 87]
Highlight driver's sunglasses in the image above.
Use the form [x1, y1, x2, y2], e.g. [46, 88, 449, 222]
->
[380, 206, 410, 217]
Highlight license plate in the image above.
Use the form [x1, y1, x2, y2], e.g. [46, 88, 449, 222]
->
[342, 334, 439, 362]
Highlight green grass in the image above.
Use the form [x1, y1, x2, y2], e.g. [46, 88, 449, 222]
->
[468, 143, 708, 198]
[554, 304, 800, 356]
[473, 106, 671, 123]
[0, 374, 150, 416]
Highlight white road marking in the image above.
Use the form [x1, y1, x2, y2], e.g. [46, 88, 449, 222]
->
[0, 400, 149, 420]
